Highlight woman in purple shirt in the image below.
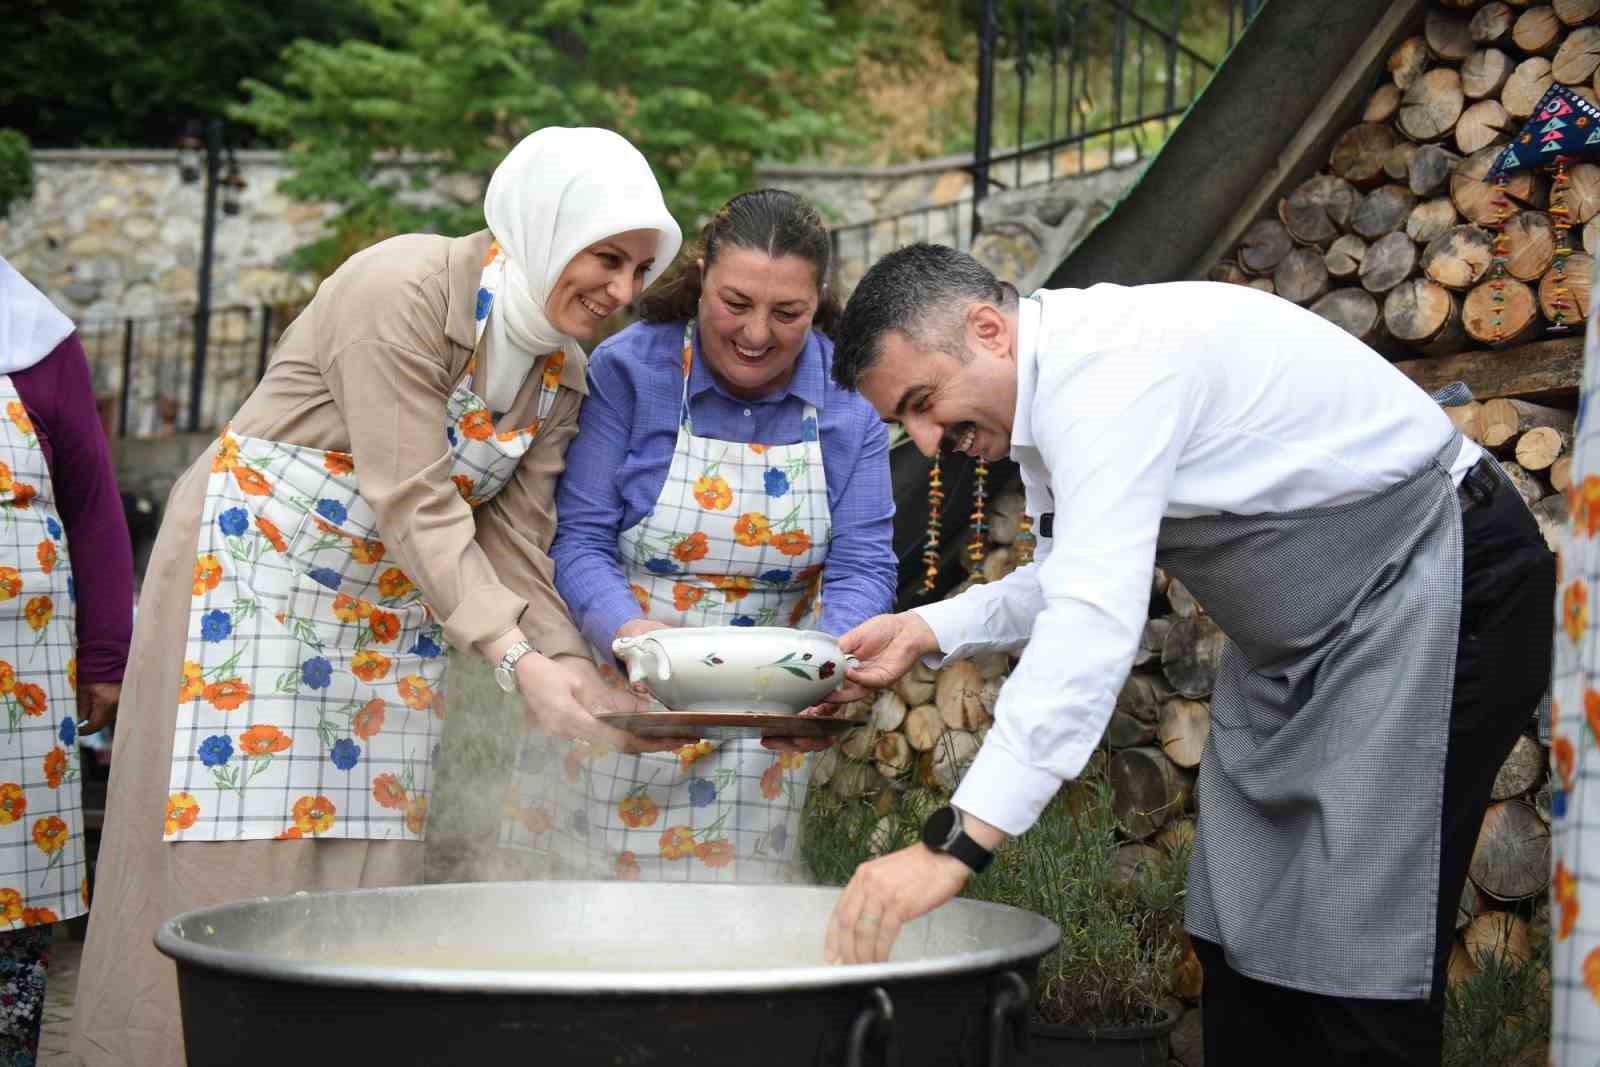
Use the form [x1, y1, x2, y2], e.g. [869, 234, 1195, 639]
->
[518, 190, 896, 883]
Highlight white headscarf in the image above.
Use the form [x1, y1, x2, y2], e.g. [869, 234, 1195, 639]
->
[480, 127, 682, 409]
[0, 257, 74, 376]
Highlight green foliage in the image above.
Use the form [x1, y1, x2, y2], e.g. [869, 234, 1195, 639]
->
[0, 130, 33, 222]
[1443, 932, 1551, 1067]
[233, 0, 861, 277]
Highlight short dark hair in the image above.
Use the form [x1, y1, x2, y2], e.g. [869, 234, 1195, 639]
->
[638, 188, 841, 338]
[831, 243, 1012, 392]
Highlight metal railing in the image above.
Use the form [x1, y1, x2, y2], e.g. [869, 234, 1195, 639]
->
[76, 305, 287, 438]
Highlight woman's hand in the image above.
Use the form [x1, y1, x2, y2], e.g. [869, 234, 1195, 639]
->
[514, 653, 685, 754]
[77, 682, 121, 736]
[826, 612, 940, 703]
[614, 618, 672, 642]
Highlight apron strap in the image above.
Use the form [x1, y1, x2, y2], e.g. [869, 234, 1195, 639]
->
[1428, 380, 1474, 408]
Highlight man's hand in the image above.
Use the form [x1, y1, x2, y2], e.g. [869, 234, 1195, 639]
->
[826, 612, 941, 703]
[77, 682, 121, 736]
[824, 844, 972, 964]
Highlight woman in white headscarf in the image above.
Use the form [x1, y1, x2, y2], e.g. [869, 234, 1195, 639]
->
[72, 127, 683, 1067]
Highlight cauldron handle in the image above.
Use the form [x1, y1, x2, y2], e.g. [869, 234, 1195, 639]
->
[844, 986, 898, 1067]
[986, 970, 1031, 1067]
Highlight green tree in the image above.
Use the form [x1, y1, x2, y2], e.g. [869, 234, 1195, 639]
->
[233, 0, 860, 274]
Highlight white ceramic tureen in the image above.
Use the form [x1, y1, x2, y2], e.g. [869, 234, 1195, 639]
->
[611, 626, 857, 713]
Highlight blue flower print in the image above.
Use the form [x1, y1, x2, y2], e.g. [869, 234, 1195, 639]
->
[446, 426, 458, 447]
[66, 576, 75, 603]
[58, 718, 75, 746]
[307, 567, 342, 590]
[759, 568, 792, 585]
[764, 468, 791, 497]
[45, 517, 61, 540]
[315, 498, 348, 525]
[410, 634, 443, 659]
[329, 738, 361, 771]
[688, 778, 717, 808]
[731, 615, 756, 627]
[198, 734, 233, 768]
[770, 822, 788, 854]
[645, 558, 677, 576]
[217, 507, 249, 537]
[301, 656, 333, 690]
[800, 415, 819, 441]
[200, 609, 232, 643]
[475, 286, 493, 321]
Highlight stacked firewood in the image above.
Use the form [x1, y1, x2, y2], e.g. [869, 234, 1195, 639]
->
[1213, 0, 1600, 358]
[1449, 393, 1576, 548]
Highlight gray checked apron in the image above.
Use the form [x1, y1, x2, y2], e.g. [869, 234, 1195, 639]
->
[1154, 431, 1467, 1000]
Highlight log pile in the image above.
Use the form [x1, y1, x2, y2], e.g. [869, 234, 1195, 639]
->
[1449, 394, 1576, 548]
[1211, 0, 1600, 362]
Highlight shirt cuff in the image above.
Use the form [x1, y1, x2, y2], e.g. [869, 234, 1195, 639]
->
[952, 740, 1064, 837]
[442, 584, 528, 652]
[910, 600, 976, 668]
[522, 606, 592, 663]
[74, 641, 130, 686]
[581, 585, 646, 656]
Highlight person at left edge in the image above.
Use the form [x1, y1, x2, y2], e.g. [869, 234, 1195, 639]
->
[0, 257, 133, 1066]
[71, 127, 683, 1067]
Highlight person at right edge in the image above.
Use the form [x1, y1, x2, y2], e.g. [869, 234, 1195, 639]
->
[819, 243, 1556, 1067]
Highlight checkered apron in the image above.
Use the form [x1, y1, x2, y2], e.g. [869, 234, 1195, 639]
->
[513, 323, 828, 883]
[1153, 432, 1466, 999]
[0, 378, 86, 924]
[165, 247, 564, 843]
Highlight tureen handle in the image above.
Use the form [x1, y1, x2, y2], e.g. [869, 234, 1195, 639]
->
[611, 636, 672, 684]
[843, 654, 860, 672]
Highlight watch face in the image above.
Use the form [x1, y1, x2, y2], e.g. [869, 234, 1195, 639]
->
[493, 667, 514, 694]
[922, 806, 958, 851]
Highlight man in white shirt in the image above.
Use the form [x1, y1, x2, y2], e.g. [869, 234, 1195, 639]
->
[820, 244, 1554, 1065]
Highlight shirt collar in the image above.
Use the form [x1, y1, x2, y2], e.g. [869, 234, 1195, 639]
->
[1009, 294, 1044, 451]
[688, 324, 827, 409]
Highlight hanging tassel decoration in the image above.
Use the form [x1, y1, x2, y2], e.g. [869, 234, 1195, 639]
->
[1013, 514, 1036, 567]
[920, 456, 944, 594]
[1490, 171, 1512, 344]
[967, 461, 989, 568]
[1550, 159, 1574, 333]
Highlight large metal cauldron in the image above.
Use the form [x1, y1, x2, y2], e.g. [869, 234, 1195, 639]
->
[156, 881, 1059, 1067]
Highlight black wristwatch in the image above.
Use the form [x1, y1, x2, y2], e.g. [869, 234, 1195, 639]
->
[921, 806, 994, 874]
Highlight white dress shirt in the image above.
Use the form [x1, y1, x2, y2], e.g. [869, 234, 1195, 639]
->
[915, 281, 1484, 836]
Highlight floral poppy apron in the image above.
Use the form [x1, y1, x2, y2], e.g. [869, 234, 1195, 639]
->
[164, 243, 565, 842]
[0, 378, 86, 925]
[510, 323, 829, 882]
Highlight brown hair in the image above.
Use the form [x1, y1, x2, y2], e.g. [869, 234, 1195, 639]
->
[638, 188, 842, 338]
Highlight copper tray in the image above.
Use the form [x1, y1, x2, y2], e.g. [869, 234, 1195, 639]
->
[596, 710, 865, 740]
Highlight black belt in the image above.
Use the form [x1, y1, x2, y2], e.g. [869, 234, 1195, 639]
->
[1457, 457, 1498, 512]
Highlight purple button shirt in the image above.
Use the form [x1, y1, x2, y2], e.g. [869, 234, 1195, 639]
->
[551, 319, 897, 652]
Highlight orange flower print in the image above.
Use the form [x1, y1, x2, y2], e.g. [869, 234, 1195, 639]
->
[1585, 946, 1600, 1002]
[616, 851, 641, 881]
[351, 650, 392, 683]
[673, 582, 704, 612]
[351, 539, 386, 565]
[748, 443, 768, 455]
[379, 568, 416, 599]
[231, 465, 271, 497]
[1574, 476, 1600, 539]
[9, 484, 34, 510]
[676, 740, 715, 771]
[694, 839, 735, 868]
[452, 474, 477, 504]
[659, 826, 697, 861]
[292, 795, 337, 835]
[255, 516, 287, 552]
[178, 660, 205, 702]
[771, 529, 812, 557]
[21, 907, 56, 927]
[332, 594, 371, 623]
[42, 747, 66, 789]
[1557, 860, 1580, 940]
[0, 662, 15, 697]
[733, 512, 771, 547]
[35, 541, 55, 575]
[65, 658, 75, 694]
[617, 791, 660, 829]
[193, 554, 224, 596]
[1556, 735, 1577, 792]
[398, 675, 434, 711]
[202, 678, 251, 712]
[324, 451, 355, 476]
[7, 402, 33, 437]
[368, 610, 401, 644]
[760, 761, 784, 800]
[0, 785, 25, 826]
[519, 806, 554, 834]
[0, 890, 20, 924]
[211, 434, 240, 473]
[80, 878, 88, 911]
[1588, 689, 1600, 742]
[404, 795, 428, 835]
[0, 463, 10, 493]
[32, 816, 67, 855]
[713, 575, 752, 603]
[0, 568, 19, 601]
[1567, 581, 1590, 644]
[673, 531, 710, 563]
[631, 584, 651, 614]
[459, 409, 495, 441]
[541, 350, 566, 389]
[274, 827, 304, 841]
[693, 475, 734, 511]
[372, 773, 408, 810]
[165, 793, 200, 835]
[353, 698, 386, 739]
[778, 751, 807, 771]
[23, 596, 51, 633]
[14, 684, 45, 718]
[238, 725, 290, 758]
[681, 345, 693, 378]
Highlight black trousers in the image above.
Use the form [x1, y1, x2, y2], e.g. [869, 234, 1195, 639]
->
[1195, 461, 1557, 1066]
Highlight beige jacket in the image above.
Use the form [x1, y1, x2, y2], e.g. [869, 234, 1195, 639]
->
[229, 228, 589, 659]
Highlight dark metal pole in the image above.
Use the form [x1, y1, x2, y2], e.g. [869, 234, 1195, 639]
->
[118, 318, 135, 438]
[1015, 2, 1029, 189]
[190, 117, 222, 433]
[256, 305, 274, 382]
[972, 0, 998, 241]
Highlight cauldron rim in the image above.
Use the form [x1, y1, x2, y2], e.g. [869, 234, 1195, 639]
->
[154, 880, 1061, 996]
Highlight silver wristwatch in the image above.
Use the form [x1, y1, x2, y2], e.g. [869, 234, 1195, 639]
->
[493, 640, 536, 693]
